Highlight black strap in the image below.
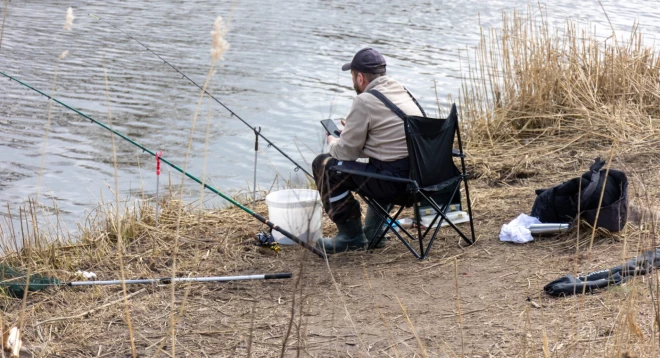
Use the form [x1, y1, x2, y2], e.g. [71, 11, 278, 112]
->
[404, 87, 427, 118]
[580, 170, 600, 210]
[368, 89, 427, 120]
[579, 158, 606, 209]
[368, 89, 407, 120]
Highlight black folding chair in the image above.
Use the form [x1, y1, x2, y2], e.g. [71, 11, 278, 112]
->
[331, 99, 475, 259]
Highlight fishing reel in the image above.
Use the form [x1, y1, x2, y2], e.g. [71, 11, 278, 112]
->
[255, 231, 280, 253]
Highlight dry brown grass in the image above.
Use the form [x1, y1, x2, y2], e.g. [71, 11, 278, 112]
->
[0, 193, 282, 356]
[0, 180, 658, 357]
[459, 5, 660, 184]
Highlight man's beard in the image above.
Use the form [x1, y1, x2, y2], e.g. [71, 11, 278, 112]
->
[353, 83, 362, 95]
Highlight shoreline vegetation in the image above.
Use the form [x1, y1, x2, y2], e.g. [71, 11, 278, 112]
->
[2, 5, 660, 357]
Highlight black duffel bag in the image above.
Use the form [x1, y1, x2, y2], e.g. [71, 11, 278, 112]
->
[530, 158, 628, 231]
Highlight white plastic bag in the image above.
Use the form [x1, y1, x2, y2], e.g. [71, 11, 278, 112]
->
[75, 270, 97, 280]
[499, 214, 541, 244]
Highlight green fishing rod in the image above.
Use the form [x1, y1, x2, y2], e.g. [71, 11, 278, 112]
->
[0, 71, 327, 260]
[88, 14, 313, 179]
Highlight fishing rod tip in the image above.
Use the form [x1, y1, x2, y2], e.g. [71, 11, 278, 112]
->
[88, 14, 100, 20]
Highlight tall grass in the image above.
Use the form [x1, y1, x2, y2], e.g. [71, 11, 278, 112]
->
[460, 5, 660, 181]
[166, 14, 231, 357]
[102, 55, 137, 358]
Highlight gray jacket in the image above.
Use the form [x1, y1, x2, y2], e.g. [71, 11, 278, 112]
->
[328, 76, 423, 162]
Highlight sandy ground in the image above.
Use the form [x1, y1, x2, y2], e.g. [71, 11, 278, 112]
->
[1, 151, 659, 358]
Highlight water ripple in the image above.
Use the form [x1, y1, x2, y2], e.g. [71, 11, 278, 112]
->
[1, 0, 659, 227]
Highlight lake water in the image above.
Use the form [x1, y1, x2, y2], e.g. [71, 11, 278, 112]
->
[1, 0, 659, 233]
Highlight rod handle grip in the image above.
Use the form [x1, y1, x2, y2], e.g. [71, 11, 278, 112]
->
[264, 273, 293, 280]
[253, 213, 328, 259]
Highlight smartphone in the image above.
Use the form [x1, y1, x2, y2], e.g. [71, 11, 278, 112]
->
[320, 119, 341, 138]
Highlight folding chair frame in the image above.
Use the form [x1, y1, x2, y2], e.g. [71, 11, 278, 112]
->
[331, 120, 476, 260]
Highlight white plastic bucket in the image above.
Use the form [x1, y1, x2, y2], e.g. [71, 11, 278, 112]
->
[265, 189, 323, 245]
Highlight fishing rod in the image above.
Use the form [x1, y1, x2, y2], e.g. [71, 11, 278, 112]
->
[2, 272, 292, 291]
[1, 265, 291, 296]
[67, 272, 292, 286]
[0, 71, 327, 260]
[88, 13, 313, 179]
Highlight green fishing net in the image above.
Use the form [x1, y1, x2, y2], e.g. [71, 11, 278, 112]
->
[0, 264, 60, 297]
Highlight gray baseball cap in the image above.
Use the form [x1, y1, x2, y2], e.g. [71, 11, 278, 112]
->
[341, 48, 386, 74]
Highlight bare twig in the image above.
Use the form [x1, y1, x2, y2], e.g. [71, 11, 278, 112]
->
[396, 295, 428, 358]
[454, 257, 465, 357]
[36, 288, 146, 326]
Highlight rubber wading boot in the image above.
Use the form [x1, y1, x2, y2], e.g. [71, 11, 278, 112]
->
[316, 217, 367, 254]
[363, 204, 392, 248]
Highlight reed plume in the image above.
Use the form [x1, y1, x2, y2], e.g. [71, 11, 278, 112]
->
[211, 16, 229, 63]
[63, 7, 74, 31]
[36, 11, 75, 202]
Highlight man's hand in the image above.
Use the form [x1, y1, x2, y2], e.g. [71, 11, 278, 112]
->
[326, 134, 340, 145]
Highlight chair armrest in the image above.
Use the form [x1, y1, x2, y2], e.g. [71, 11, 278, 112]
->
[329, 166, 415, 184]
[452, 148, 466, 158]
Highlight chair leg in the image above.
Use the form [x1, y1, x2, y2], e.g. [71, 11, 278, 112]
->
[387, 225, 423, 259]
[362, 195, 424, 258]
[457, 131, 476, 246]
[414, 194, 425, 257]
[425, 194, 474, 246]
[414, 182, 466, 258]
[462, 176, 477, 245]
[422, 211, 450, 258]
[420, 182, 460, 237]
[417, 180, 475, 248]
[360, 186, 475, 259]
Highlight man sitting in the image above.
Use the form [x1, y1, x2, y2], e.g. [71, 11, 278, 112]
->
[313, 47, 425, 253]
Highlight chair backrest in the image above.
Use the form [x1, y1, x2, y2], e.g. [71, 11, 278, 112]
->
[404, 105, 461, 189]
[367, 89, 461, 189]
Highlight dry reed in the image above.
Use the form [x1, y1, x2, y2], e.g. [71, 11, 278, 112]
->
[0, 0, 9, 50]
[395, 295, 428, 358]
[453, 257, 465, 357]
[460, 6, 660, 182]
[0, 187, 257, 355]
[165, 16, 230, 357]
[102, 54, 137, 358]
